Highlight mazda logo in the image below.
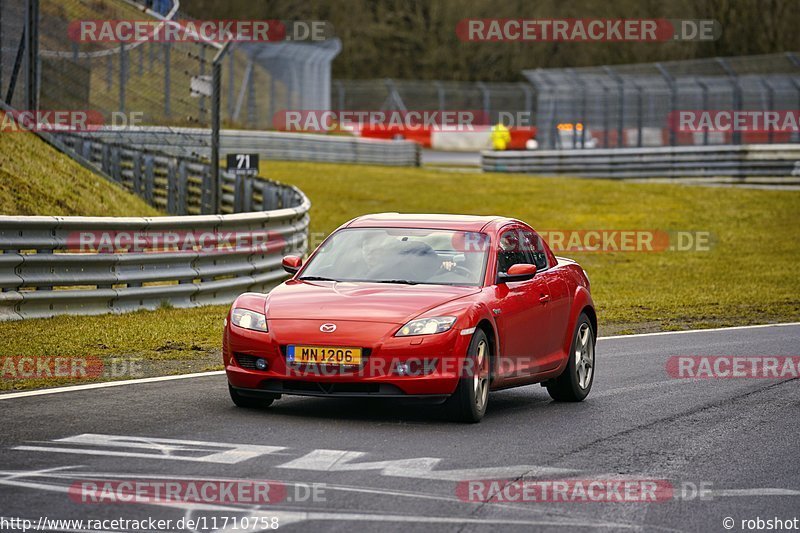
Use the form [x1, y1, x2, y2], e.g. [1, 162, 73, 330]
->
[320, 323, 337, 333]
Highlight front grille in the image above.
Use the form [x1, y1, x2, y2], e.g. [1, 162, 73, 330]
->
[234, 353, 259, 370]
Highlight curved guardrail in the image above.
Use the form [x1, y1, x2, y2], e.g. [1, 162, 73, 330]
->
[0, 130, 310, 321]
[77, 126, 421, 167]
[482, 144, 800, 179]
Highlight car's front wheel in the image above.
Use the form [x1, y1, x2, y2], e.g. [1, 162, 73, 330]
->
[229, 384, 275, 409]
[546, 312, 595, 402]
[446, 329, 491, 423]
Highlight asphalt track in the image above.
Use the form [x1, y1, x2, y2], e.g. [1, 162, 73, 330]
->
[1, 323, 798, 532]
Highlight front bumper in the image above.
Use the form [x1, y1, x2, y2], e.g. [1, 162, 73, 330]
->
[223, 318, 472, 397]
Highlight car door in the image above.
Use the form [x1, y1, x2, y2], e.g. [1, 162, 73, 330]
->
[522, 228, 571, 371]
[491, 226, 552, 379]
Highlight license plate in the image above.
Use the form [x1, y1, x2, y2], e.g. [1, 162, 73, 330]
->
[286, 345, 362, 365]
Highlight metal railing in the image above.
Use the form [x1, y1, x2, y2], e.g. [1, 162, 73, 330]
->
[76, 127, 421, 166]
[481, 144, 800, 179]
[0, 129, 310, 321]
[0, 205, 309, 321]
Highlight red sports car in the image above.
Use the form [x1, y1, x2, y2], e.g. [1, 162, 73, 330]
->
[223, 213, 596, 422]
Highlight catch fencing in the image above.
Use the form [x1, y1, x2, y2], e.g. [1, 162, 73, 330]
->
[0, 0, 340, 130]
[524, 53, 800, 150]
[482, 144, 800, 179]
[332, 79, 535, 125]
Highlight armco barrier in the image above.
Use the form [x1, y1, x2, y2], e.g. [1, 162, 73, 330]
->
[77, 127, 421, 166]
[482, 144, 800, 178]
[57, 134, 304, 215]
[0, 131, 310, 321]
[0, 206, 309, 321]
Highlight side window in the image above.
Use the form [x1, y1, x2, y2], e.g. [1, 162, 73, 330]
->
[521, 230, 549, 271]
[498, 229, 530, 274]
[497, 228, 548, 274]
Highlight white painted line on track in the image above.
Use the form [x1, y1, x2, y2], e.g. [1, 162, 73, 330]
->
[1, 322, 798, 401]
[0, 371, 225, 401]
[598, 322, 800, 341]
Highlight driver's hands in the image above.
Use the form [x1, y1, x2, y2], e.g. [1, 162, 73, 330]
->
[442, 261, 455, 271]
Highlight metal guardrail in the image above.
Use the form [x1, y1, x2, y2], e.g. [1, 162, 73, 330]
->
[77, 127, 421, 166]
[58, 133, 305, 215]
[0, 207, 309, 321]
[482, 144, 800, 178]
[0, 133, 310, 321]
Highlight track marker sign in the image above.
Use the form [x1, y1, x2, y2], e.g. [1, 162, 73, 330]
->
[227, 153, 259, 174]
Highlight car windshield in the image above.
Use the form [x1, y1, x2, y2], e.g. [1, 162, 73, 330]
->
[299, 228, 489, 286]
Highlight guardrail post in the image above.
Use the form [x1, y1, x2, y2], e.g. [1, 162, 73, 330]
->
[133, 151, 143, 195]
[177, 159, 188, 215]
[143, 154, 154, 204]
[167, 159, 177, 214]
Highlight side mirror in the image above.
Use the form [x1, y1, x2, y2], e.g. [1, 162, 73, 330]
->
[282, 255, 303, 275]
[497, 263, 537, 284]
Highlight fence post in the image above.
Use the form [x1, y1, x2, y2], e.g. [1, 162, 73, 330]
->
[655, 63, 676, 147]
[210, 42, 231, 215]
[164, 43, 171, 117]
[696, 79, 709, 145]
[119, 42, 126, 113]
[716, 57, 741, 145]
[604, 66, 625, 148]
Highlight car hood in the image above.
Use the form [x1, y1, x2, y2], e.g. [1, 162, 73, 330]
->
[265, 280, 480, 324]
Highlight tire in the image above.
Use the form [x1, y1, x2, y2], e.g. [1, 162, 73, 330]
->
[445, 329, 491, 423]
[546, 313, 595, 402]
[229, 384, 275, 409]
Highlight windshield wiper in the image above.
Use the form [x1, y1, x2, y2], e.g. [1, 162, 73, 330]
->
[373, 279, 420, 285]
[298, 276, 339, 282]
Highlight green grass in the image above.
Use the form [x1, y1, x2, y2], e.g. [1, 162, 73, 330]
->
[265, 162, 800, 331]
[0, 160, 798, 391]
[0, 126, 160, 216]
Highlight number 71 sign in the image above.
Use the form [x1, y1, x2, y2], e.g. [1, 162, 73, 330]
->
[226, 153, 259, 174]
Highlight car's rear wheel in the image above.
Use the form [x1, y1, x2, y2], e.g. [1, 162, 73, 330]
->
[446, 329, 490, 423]
[546, 313, 595, 402]
[229, 384, 275, 408]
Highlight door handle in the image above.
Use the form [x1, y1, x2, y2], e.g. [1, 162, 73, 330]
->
[539, 294, 550, 303]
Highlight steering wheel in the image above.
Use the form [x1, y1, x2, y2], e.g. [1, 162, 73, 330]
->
[449, 265, 474, 278]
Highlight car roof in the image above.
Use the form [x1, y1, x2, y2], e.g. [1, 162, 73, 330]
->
[344, 213, 516, 232]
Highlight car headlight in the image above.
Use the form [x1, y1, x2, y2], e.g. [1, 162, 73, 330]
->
[231, 308, 268, 332]
[396, 316, 457, 337]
